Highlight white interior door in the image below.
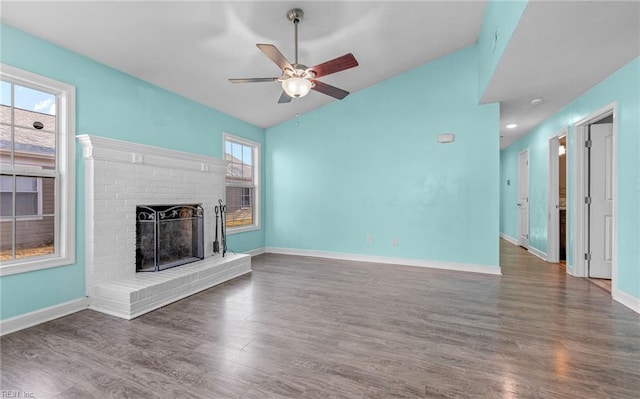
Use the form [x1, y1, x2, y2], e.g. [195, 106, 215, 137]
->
[589, 123, 613, 278]
[518, 149, 529, 249]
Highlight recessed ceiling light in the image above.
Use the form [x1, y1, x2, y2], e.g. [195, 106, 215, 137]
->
[531, 98, 543, 106]
[506, 123, 517, 129]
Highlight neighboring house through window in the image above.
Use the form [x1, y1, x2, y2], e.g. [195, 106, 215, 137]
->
[0, 174, 43, 218]
[224, 134, 259, 232]
[0, 64, 75, 276]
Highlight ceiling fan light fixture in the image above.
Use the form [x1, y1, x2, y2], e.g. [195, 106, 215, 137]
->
[228, 8, 358, 103]
[282, 77, 312, 98]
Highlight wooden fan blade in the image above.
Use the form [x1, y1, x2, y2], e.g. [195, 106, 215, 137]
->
[229, 78, 279, 83]
[312, 80, 349, 100]
[257, 44, 293, 71]
[278, 91, 293, 104]
[309, 53, 358, 78]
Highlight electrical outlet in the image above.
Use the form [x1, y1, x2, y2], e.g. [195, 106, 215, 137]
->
[366, 235, 373, 244]
[392, 238, 398, 247]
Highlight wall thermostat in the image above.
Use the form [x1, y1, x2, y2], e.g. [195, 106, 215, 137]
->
[437, 133, 455, 143]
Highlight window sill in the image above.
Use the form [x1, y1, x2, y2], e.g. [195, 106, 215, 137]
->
[227, 225, 260, 235]
[0, 255, 75, 277]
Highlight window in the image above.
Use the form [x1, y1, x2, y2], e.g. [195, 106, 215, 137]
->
[0, 64, 75, 276]
[224, 134, 259, 232]
[0, 175, 43, 218]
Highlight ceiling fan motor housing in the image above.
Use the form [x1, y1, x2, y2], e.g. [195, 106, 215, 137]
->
[287, 8, 304, 24]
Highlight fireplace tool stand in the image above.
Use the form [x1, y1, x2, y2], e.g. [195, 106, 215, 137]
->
[217, 199, 228, 257]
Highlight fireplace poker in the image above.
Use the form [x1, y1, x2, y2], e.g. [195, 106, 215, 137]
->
[213, 205, 220, 254]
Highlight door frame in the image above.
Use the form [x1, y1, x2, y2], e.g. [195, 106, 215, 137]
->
[547, 129, 567, 263]
[571, 103, 617, 289]
[517, 149, 530, 249]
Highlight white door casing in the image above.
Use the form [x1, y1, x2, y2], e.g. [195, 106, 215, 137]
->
[518, 149, 529, 249]
[588, 123, 614, 279]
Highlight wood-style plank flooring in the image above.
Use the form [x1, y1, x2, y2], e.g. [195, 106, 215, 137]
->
[590, 278, 613, 294]
[1, 239, 639, 398]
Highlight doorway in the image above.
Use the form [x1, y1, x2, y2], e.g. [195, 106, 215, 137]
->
[547, 131, 567, 264]
[558, 136, 567, 263]
[517, 149, 529, 249]
[572, 104, 616, 294]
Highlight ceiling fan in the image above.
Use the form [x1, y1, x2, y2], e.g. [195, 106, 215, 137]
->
[229, 8, 359, 103]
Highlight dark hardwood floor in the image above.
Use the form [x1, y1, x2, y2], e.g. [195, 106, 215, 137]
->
[2, 239, 639, 398]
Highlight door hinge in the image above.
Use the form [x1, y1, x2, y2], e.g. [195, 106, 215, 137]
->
[585, 196, 591, 205]
[584, 253, 591, 261]
[585, 139, 592, 148]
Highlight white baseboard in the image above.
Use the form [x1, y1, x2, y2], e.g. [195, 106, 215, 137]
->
[499, 233, 518, 245]
[245, 247, 266, 256]
[0, 297, 88, 336]
[528, 246, 548, 261]
[613, 288, 640, 314]
[500, 233, 548, 262]
[265, 247, 502, 275]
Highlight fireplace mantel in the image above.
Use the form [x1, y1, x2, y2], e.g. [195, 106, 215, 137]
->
[77, 135, 251, 319]
[77, 134, 226, 172]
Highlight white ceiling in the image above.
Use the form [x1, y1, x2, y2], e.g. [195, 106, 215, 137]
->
[1, 1, 638, 147]
[484, 0, 640, 148]
[0, 1, 485, 128]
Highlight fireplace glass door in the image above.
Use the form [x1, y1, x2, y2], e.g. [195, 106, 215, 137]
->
[136, 204, 204, 272]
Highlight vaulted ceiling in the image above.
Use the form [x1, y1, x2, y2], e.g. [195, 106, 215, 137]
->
[1, 1, 638, 148]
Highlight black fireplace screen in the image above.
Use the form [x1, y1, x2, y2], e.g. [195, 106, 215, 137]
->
[136, 204, 204, 272]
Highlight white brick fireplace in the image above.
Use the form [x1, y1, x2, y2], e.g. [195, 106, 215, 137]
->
[77, 135, 250, 320]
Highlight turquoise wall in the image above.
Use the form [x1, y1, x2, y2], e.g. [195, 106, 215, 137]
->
[499, 148, 518, 240]
[477, 0, 528, 100]
[266, 46, 501, 268]
[500, 57, 640, 298]
[0, 24, 266, 320]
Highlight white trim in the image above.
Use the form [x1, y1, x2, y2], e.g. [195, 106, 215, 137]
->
[612, 288, 640, 314]
[245, 247, 266, 256]
[223, 133, 261, 233]
[76, 135, 227, 172]
[265, 247, 502, 275]
[227, 225, 260, 235]
[0, 297, 88, 336]
[499, 232, 518, 245]
[573, 123, 588, 277]
[0, 64, 76, 277]
[572, 103, 617, 287]
[528, 246, 548, 261]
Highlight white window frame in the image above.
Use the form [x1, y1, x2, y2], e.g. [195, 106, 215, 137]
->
[0, 64, 76, 276]
[223, 133, 260, 234]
